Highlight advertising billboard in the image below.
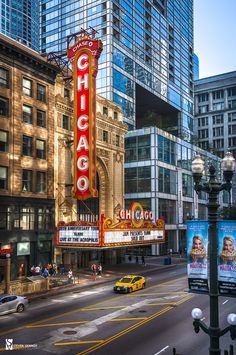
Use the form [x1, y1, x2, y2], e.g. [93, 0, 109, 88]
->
[187, 221, 209, 292]
[218, 221, 236, 296]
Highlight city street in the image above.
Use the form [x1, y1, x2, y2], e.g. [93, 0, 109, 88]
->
[0, 265, 235, 355]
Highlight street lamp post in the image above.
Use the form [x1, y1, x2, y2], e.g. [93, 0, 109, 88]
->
[191, 152, 236, 355]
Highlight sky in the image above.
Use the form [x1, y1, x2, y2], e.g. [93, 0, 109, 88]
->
[194, 0, 236, 79]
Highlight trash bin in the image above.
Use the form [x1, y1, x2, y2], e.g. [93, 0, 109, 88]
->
[164, 257, 171, 265]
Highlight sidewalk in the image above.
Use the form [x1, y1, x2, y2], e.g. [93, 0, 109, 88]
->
[27, 255, 186, 302]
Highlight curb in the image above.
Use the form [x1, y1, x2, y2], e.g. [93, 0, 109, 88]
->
[27, 262, 180, 302]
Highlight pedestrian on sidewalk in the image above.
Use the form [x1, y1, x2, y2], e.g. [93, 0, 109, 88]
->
[97, 263, 102, 277]
[142, 255, 146, 266]
[179, 247, 183, 258]
[43, 268, 49, 279]
[128, 255, 132, 263]
[136, 256, 139, 264]
[30, 265, 35, 276]
[91, 263, 97, 281]
[68, 269, 73, 283]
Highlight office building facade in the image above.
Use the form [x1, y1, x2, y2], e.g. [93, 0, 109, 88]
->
[41, 0, 194, 141]
[124, 127, 224, 254]
[0, 0, 39, 51]
[194, 71, 236, 203]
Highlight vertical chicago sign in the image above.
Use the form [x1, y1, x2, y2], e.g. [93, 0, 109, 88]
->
[67, 36, 103, 199]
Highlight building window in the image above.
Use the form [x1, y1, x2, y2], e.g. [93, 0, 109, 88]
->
[228, 137, 236, 147]
[36, 171, 46, 193]
[158, 167, 176, 194]
[115, 135, 120, 147]
[213, 139, 224, 149]
[198, 93, 208, 102]
[158, 199, 176, 224]
[212, 114, 223, 125]
[228, 112, 236, 122]
[213, 127, 223, 137]
[198, 105, 209, 114]
[0, 130, 8, 152]
[198, 129, 208, 139]
[36, 139, 46, 159]
[38, 208, 52, 230]
[37, 110, 46, 127]
[114, 111, 118, 120]
[229, 125, 236, 135]
[182, 173, 193, 197]
[198, 116, 208, 127]
[103, 130, 108, 143]
[158, 135, 175, 165]
[228, 100, 236, 109]
[199, 141, 209, 150]
[227, 87, 236, 97]
[212, 90, 223, 100]
[62, 114, 69, 130]
[103, 106, 108, 115]
[125, 135, 151, 162]
[22, 135, 33, 156]
[0, 67, 9, 87]
[19, 207, 35, 230]
[64, 88, 70, 98]
[125, 166, 151, 193]
[212, 102, 224, 111]
[0, 166, 8, 190]
[22, 78, 32, 97]
[23, 105, 33, 124]
[37, 84, 46, 102]
[0, 96, 9, 116]
[22, 170, 32, 192]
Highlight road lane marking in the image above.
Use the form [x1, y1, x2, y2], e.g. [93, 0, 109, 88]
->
[110, 317, 147, 321]
[79, 293, 193, 355]
[82, 305, 124, 310]
[55, 340, 104, 346]
[222, 300, 228, 305]
[137, 291, 187, 296]
[154, 345, 170, 354]
[77, 307, 173, 355]
[0, 276, 188, 337]
[39, 297, 163, 353]
[26, 321, 88, 328]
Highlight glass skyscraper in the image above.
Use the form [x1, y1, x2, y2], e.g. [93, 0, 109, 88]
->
[0, 0, 39, 51]
[41, 0, 194, 141]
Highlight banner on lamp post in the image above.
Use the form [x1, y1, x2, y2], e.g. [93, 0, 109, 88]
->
[218, 221, 236, 296]
[187, 221, 209, 292]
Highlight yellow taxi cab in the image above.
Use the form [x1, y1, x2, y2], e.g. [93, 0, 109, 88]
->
[113, 275, 146, 293]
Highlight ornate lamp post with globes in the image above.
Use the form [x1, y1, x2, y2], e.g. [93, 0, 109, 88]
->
[191, 152, 236, 355]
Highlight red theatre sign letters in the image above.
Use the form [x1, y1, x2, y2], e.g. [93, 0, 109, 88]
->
[67, 36, 103, 199]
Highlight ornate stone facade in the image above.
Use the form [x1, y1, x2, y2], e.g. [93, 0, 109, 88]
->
[54, 76, 128, 224]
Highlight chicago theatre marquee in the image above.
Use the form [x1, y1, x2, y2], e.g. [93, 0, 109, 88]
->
[54, 33, 165, 269]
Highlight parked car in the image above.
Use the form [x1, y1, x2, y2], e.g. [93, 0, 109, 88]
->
[114, 275, 146, 293]
[0, 294, 28, 315]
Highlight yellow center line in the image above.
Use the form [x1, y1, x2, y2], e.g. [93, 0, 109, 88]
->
[26, 321, 88, 328]
[55, 340, 104, 346]
[82, 305, 124, 311]
[136, 291, 187, 296]
[110, 317, 147, 321]
[0, 276, 188, 337]
[76, 306, 173, 355]
[76, 294, 194, 355]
